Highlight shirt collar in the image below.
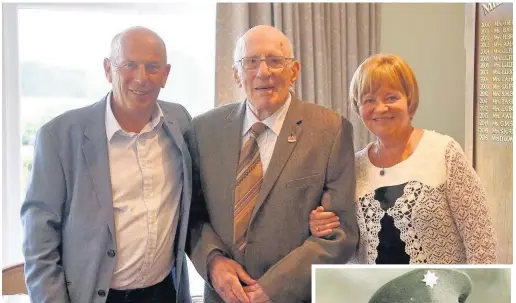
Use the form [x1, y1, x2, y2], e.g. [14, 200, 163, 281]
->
[242, 93, 292, 137]
[105, 91, 164, 141]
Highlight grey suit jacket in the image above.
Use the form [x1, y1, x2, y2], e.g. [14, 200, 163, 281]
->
[189, 95, 358, 302]
[21, 95, 193, 303]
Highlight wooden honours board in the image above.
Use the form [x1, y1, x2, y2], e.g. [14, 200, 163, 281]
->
[474, 2, 512, 263]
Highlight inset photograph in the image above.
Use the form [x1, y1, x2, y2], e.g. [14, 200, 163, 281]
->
[314, 267, 510, 302]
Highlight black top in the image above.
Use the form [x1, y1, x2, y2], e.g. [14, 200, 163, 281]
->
[374, 183, 410, 264]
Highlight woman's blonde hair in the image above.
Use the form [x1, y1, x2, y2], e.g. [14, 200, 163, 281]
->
[349, 54, 419, 117]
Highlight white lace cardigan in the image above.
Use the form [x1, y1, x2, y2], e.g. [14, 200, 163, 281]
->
[353, 130, 498, 264]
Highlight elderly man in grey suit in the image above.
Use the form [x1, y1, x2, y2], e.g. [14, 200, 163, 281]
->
[21, 27, 192, 303]
[189, 25, 358, 303]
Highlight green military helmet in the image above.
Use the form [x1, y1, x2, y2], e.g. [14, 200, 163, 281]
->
[369, 269, 473, 303]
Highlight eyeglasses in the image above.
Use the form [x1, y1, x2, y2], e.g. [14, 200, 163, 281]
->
[236, 56, 294, 70]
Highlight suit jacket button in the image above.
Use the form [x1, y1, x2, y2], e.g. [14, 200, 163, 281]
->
[107, 250, 116, 258]
[98, 290, 106, 297]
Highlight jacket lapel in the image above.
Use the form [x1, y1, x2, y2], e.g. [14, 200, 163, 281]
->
[82, 96, 116, 242]
[160, 105, 192, 212]
[159, 106, 192, 292]
[249, 95, 304, 224]
[219, 102, 246, 240]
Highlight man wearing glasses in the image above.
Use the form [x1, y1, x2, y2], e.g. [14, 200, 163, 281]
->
[189, 25, 358, 303]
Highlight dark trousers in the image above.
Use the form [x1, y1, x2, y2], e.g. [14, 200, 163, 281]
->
[106, 273, 176, 303]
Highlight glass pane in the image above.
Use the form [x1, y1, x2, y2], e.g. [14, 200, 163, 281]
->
[17, 3, 215, 297]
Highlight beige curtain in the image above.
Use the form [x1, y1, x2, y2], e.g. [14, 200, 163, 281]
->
[215, 3, 380, 150]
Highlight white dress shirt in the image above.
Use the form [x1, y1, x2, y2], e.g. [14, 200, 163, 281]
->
[105, 93, 183, 289]
[241, 93, 292, 174]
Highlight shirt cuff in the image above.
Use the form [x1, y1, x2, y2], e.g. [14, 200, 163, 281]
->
[207, 249, 228, 267]
[206, 249, 230, 287]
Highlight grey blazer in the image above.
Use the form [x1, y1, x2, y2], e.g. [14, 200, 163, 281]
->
[189, 95, 358, 302]
[21, 95, 193, 303]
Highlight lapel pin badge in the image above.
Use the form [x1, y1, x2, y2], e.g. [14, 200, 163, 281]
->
[287, 133, 297, 143]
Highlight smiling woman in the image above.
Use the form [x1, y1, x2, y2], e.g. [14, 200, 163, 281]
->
[309, 54, 498, 265]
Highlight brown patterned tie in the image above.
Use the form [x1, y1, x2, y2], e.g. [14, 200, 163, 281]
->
[234, 122, 267, 251]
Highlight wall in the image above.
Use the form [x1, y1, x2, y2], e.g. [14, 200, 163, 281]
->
[380, 3, 466, 147]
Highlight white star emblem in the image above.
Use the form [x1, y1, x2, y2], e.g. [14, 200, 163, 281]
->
[422, 270, 439, 288]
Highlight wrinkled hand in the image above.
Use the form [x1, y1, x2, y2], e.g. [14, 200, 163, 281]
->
[309, 206, 340, 237]
[208, 255, 256, 303]
[244, 283, 272, 303]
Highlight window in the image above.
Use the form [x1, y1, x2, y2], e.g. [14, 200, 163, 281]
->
[3, 3, 215, 297]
